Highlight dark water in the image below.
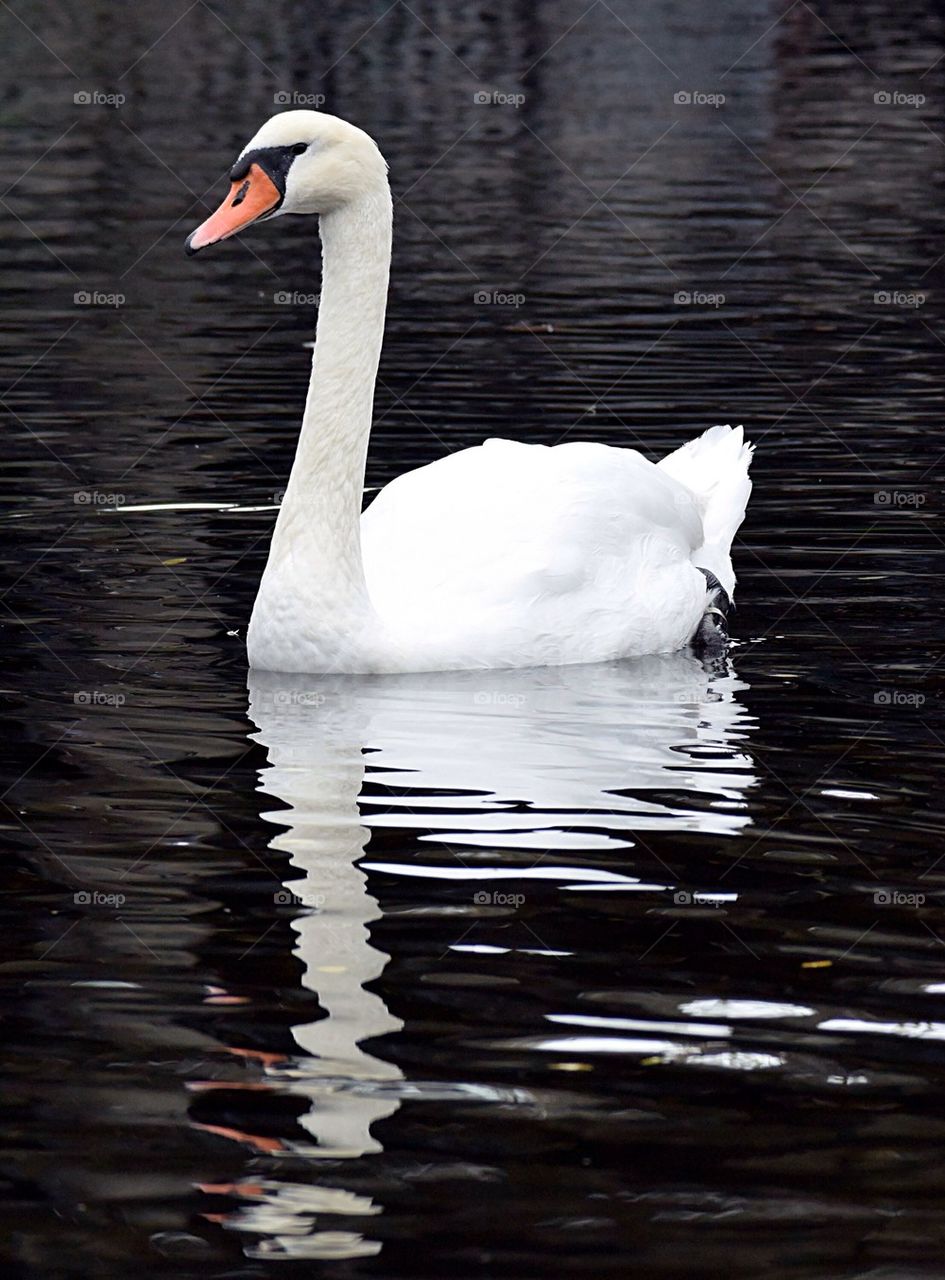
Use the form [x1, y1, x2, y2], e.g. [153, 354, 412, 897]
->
[2, 0, 945, 1275]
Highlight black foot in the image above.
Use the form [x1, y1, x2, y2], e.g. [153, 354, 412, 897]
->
[698, 567, 733, 616]
[692, 569, 732, 668]
[694, 604, 729, 649]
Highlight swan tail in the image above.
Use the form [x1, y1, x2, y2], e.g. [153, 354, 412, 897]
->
[657, 424, 753, 601]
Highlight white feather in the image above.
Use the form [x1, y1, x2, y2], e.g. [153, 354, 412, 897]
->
[360, 429, 752, 669]
[197, 112, 757, 674]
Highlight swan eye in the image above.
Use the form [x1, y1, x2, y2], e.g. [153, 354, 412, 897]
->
[291, 143, 308, 155]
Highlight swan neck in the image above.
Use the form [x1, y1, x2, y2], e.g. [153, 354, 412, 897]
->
[271, 187, 392, 605]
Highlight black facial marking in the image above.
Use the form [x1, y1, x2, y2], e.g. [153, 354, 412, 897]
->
[228, 144, 308, 211]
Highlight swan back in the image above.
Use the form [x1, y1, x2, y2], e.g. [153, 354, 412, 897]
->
[657, 425, 753, 600]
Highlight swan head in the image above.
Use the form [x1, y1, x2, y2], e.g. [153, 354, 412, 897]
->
[185, 110, 387, 254]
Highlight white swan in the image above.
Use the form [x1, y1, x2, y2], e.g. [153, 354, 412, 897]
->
[187, 111, 753, 674]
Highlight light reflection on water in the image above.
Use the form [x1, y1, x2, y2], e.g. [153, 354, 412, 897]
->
[236, 654, 755, 1258]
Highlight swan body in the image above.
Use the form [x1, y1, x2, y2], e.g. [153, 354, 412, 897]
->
[187, 111, 753, 674]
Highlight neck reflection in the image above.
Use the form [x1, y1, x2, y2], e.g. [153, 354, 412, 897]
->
[233, 652, 755, 1260]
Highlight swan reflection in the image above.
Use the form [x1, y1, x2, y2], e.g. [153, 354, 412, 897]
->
[235, 652, 756, 1258]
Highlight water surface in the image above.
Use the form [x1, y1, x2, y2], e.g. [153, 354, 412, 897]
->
[2, 1, 945, 1276]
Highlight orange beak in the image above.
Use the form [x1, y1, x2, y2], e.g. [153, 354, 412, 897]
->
[185, 162, 282, 255]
